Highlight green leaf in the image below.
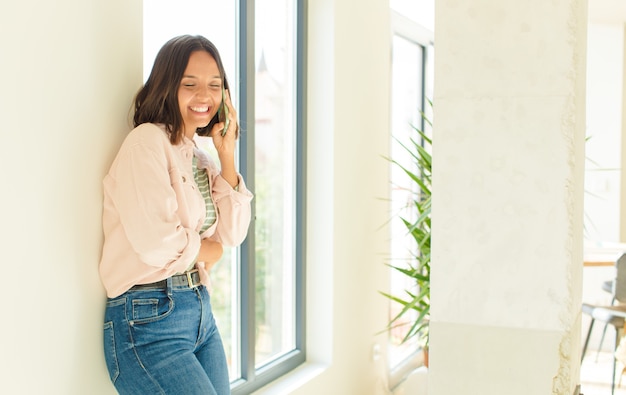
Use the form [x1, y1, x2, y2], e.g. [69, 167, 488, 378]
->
[381, 100, 433, 346]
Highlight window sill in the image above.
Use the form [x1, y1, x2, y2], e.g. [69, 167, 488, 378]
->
[251, 362, 328, 394]
[391, 365, 428, 394]
[389, 349, 425, 391]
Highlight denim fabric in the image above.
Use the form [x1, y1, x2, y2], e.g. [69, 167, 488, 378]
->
[103, 279, 230, 395]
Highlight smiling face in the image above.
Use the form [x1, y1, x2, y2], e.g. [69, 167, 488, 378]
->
[178, 50, 223, 139]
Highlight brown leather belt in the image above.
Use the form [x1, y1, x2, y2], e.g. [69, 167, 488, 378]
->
[130, 269, 201, 291]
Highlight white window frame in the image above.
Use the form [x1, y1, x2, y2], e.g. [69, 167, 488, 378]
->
[388, 9, 434, 390]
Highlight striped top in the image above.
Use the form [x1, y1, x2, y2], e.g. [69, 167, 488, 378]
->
[193, 155, 217, 233]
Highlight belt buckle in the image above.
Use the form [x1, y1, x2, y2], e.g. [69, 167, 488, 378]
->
[186, 269, 200, 288]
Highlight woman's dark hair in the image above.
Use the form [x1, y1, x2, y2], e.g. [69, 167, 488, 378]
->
[133, 35, 230, 144]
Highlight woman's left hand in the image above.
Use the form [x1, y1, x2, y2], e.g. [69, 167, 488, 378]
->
[210, 89, 240, 188]
[210, 89, 238, 154]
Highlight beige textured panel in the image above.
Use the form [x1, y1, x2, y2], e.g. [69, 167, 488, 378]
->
[432, 96, 577, 330]
[435, 0, 584, 99]
[428, 322, 568, 395]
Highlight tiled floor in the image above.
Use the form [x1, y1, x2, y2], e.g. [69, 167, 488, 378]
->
[581, 350, 626, 395]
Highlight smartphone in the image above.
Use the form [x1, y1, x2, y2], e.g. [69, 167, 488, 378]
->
[217, 87, 230, 136]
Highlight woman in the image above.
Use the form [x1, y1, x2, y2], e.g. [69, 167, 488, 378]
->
[100, 35, 252, 395]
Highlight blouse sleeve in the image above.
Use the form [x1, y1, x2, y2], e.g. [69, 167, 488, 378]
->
[206, 163, 254, 247]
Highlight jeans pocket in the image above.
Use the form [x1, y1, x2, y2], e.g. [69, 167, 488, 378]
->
[130, 294, 174, 324]
[103, 321, 119, 383]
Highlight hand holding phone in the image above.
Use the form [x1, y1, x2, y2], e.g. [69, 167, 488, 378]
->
[218, 87, 230, 136]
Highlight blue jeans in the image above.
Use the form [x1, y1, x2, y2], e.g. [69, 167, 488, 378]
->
[103, 279, 230, 395]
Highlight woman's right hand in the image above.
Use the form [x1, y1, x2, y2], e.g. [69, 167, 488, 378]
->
[197, 238, 224, 269]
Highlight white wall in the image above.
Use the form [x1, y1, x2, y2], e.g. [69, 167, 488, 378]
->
[0, 0, 141, 393]
[584, 23, 624, 243]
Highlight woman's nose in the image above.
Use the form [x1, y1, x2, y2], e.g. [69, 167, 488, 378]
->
[196, 86, 210, 100]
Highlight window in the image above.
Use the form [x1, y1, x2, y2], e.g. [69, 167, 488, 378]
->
[388, 6, 434, 385]
[143, 1, 306, 393]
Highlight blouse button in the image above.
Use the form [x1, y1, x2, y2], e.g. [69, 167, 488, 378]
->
[182, 176, 186, 183]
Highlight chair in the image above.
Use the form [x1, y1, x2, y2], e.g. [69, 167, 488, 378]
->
[581, 253, 626, 395]
[593, 279, 619, 361]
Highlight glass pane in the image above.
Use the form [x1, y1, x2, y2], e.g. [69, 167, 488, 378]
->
[388, 34, 424, 368]
[254, 0, 297, 368]
[143, 0, 241, 380]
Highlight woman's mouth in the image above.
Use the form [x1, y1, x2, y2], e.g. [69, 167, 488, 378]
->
[190, 106, 209, 113]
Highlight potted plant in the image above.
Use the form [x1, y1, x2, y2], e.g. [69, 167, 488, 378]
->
[381, 110, 432, 364]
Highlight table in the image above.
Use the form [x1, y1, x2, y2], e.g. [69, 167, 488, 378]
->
[584, 242, 626, 267]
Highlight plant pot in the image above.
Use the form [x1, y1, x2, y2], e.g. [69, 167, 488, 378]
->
[423, 346, 429, 368]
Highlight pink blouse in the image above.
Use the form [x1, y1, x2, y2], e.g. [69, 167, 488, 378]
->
[99, 123, 253, 297]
